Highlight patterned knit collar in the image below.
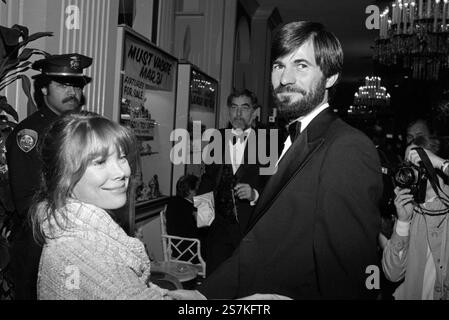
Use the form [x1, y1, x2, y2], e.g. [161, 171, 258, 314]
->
[43, 200, 151, 277]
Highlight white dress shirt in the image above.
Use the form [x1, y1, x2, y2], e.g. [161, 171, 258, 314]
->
[228, 127, 259, 205]
[229, 128, 251, 175]
[276, 102, 330, 167]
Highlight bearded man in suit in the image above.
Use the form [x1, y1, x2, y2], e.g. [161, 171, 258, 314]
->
[169, 21, 382, 300]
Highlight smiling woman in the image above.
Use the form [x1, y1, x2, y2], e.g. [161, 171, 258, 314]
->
[29, 111, 170, 300]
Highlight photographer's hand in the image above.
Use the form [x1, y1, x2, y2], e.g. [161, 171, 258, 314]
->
[408, 147, 444, 170]
[394, 187, 414, 222]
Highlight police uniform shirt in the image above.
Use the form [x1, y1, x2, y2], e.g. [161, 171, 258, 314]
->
[6, 105, 58, 219]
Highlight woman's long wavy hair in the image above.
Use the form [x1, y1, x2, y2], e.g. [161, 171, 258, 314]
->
[30, 111, 136, 244]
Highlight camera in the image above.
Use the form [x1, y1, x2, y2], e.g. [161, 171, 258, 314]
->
[393, 162, 428, 203]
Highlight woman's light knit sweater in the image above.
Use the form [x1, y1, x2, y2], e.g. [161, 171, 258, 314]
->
[38, 200, 167, 300]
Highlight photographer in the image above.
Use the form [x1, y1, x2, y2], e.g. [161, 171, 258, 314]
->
[382, 136, 449, 300]
[408, 147, 449, 178]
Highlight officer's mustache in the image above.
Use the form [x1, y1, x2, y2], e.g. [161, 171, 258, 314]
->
[62, 96, 80, 104]
[273, 85, 307, 96]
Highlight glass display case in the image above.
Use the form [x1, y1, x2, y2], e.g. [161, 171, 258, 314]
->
[172, 63, 219, 192]
[113, 26, 179, 233]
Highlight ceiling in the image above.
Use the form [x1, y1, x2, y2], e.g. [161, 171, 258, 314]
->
[256, 0, 392, 84]
[251, 1, 449, 131]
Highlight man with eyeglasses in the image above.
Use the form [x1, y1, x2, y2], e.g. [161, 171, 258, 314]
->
[6, 53, 93, 300]
[197, 89, 269, 276]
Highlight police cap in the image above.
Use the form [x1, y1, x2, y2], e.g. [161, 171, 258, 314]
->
[32, 53, 92, 86]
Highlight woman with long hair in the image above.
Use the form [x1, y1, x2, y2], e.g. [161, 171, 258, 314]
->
[31, 111, 168, 300]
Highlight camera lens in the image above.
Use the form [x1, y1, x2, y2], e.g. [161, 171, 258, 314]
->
[395, 166, 417, 188]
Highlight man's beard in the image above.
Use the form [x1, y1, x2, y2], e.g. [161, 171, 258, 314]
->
[272, 77, 327, 122]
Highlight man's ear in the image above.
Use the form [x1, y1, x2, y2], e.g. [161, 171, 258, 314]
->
[325, 74, 339, 89]
[41, 87, 48, 96]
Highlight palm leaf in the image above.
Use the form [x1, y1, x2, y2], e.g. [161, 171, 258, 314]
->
[16, 32, 53, 48]
[20, 75, 36, 114]
[0, 65, 32, 90]
[1, 60, 32, 78]
[1, 49, 47, 78]
[0, 32, 52, 71]
[0, 99, 18, 122]
[17, 48, 34, 61]
[0, 60, 32, 79]
[0, 75, 23, 91]
[11, 24, 29, 40]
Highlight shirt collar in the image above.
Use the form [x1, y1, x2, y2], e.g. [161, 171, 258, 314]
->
[287, 102, 329, 133]
[39, 104, 59, 121]
[231, 128, 252, 136]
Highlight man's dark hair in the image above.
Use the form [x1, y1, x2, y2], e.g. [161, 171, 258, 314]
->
[227, 88, 258, 108]
[33, 74, 52, 109]
[271, 21, 343, 80]
[176, 175, 199, 198]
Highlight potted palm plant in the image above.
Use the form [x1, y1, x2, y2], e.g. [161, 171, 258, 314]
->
[0, 23, 52, 224]
[0, 24, 52, 297]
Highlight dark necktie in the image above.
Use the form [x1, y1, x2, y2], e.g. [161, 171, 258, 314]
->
[287, 121, 302, 142]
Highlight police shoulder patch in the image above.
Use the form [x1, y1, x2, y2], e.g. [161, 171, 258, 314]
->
[16, 129, 38, 153]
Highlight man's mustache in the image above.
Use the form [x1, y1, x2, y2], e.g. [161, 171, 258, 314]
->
[62, 96, 80, 104]
[273, 85, 307, 96]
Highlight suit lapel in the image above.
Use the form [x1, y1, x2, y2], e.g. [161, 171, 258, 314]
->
[248, 109, 337, 230]
[251, 130, 318, 216]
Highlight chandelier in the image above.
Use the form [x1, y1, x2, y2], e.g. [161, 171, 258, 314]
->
[373, 0, 449, 80]
[348, 76, 391, 115]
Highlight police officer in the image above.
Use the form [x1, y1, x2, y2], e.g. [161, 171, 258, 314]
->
[6, 53, 92, 300]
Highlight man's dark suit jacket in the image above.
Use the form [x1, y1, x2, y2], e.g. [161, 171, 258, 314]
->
[198, 109, 383, 299]
[197, 128, 270, 275]
[166, 196, 199, 239]
[165, 196, 207, 261]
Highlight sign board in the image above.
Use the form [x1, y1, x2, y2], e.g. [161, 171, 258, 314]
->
[116, 26, 178, 216]
[123, 35, 176, 98]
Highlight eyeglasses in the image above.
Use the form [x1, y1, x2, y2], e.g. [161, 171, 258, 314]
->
[229, 106, 253, 113]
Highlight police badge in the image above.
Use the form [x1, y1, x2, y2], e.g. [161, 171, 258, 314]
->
[70, 55, 81, 70]
[17, 129, 38, 153]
